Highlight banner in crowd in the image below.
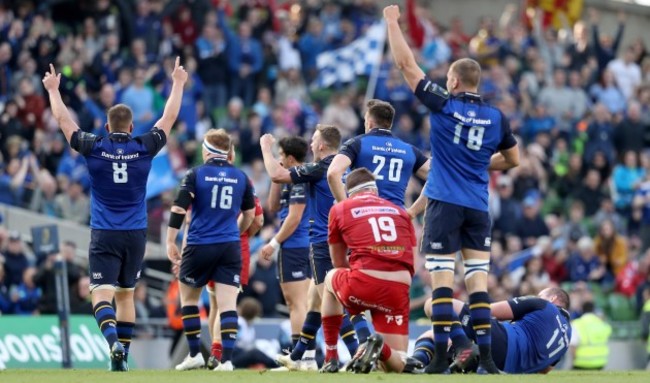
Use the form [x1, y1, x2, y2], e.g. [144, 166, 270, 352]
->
[316, 21, 386, 88]
[0, 315, 107, 369]
[146, 147, 179, 200]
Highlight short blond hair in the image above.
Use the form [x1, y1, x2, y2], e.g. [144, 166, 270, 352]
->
[107, 104, 133, 132]
[205, 128, 231, 151]
[451, 58, 482, 88]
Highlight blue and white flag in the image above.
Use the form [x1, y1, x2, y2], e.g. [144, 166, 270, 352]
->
[316, 21, 386, 88]
[146, 147, 179, 199]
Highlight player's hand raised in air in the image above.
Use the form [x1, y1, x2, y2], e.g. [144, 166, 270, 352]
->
[260, 133, 276, 150]
[42, 63, 61, 93]
[171, 56, 188, 84]
[383, 5, 400, 22]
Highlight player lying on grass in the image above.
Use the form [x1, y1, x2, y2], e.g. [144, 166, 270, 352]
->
[413, 287, 572, 374]
[319, 167, 423, 373]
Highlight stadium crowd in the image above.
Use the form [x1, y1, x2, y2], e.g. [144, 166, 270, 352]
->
[0, 0, 649, 335]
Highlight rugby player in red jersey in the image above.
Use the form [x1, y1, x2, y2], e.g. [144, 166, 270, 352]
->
[320, 167, 423, 373]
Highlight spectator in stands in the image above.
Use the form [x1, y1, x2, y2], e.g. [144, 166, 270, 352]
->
[274, 68, 309, 107]
[245, 255, 281, 318]
[589, 69, 627, 116]
[0, 42, 13, 102]
[12, 267, 41, 315]
[615, 101, 649, 155]
[594, 198, 626, 236]
[612, 150, 645, 215]
[1, 231, 29, 290]
[568, 236, 607, 283]
[70, 275, 92, 315]
[538, 68, 582, 135]
[217, 5, 263, 106]
[120, 66, 157, 135]
[491, 174, 522, 243]
[133, 0, 162, 56]
[595, 219, 628, 277]
[75, 83, 115, 137]
[54, 179, 89, 225]
[590, 9, 625, 75]
[515, 191, 550, 248]
[15, 76, 45, 131]
[609, 46, 642, 101]
[221, 96, 245, 132]
[34, 241, 82, 314]
[0, 263, 12, 314]
[584, 104, 616, 164]
[321, 92, 359, 139]
[572, 168, 608, 217]
[195, 20, 229, 112]
[298, 17, 328, 83]
[239, 112, 264, 165]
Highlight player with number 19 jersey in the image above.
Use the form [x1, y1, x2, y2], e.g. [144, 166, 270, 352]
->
[414, 80, 517, 211]
[339, 129, 428, 207]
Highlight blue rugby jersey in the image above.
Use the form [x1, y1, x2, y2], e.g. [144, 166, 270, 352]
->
[501, 297, 572, 374]
[339, 128, 427, 207]
[180, 158, 255, 245]
[289, 155, 336, 244]
[70, 128, 166, 230]
[278, 182, 310, 248]
[414, 79, 517, 211]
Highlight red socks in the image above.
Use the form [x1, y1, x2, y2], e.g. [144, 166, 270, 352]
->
[380, 343, 392, 361]
[322, 315, 343, 361]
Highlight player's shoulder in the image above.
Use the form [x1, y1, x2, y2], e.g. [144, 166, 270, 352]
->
[295, 160, 325, 176]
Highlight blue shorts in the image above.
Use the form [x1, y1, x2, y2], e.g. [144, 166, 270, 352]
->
[89, 229, 147, 290]
[278, 246, 311, 283]
[180, 241, 241, 288]
[310, 241, 332, 285]
[421, 199, 492, 254]
[458, 304, 507, 370]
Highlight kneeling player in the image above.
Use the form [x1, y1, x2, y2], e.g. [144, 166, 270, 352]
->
[413, 287, 572, 374]
[167, 129, 256, 371]
[320, 168, 423, 373]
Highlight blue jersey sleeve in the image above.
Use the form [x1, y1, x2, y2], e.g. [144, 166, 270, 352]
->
[179, 168, 197, 195]
[69, 130, 98, 156]
[412, 145, 428, 172]
[497, 112, 517, 151]
[241, 176, 255, 211]
[339, 136, 362, 163]
[289, 162, 326, 184]
[289, 183, 307, 205]
[414, 78, 449, 112]
[507, 296, 548, 320]
[138, 127, 167, 156]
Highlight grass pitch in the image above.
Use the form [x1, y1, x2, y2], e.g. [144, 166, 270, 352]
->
[1, 370, 650, 383]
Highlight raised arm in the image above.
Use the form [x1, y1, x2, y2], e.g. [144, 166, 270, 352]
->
[489, 146, 520, 170]
[327, 154, 351, 203]
[384, 5, 426, 92]
[42, 64, 80, 143]
[154, 56, 188, 137]
[260, 134, 293, 184]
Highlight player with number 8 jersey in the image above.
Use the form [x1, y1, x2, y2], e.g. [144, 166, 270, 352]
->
[42, 57, 188, 371]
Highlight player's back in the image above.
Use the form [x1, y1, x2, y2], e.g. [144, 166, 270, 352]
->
[503, 301, 572, 373]
[342, 129, 426, 207]
[185, 159, 250, 245]
[278, 183, 310, 248]
[330, 192, 415, 274]
[73, 129, 166, 230]
[414, 80, 515, 212]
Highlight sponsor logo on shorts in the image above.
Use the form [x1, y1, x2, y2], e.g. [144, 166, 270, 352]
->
[444, 326, 451, 332]
[183, 276, 196, 284]
[484, 237, 491, 247]
[136, 270, 141, 279]
[429, 242, 443, 250]
[92, 272, 103, 280]
[292, 271, 304, 279]
[234, 275, 240, 284]
[385, 315, 404, 326]
[349, 295, 391, 313]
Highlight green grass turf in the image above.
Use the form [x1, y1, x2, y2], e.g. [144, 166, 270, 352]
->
[1, 370, 649, 383]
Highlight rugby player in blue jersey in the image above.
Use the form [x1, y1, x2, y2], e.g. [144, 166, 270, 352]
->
[43, 58, 187, 371]
[385, 5, 520, 374]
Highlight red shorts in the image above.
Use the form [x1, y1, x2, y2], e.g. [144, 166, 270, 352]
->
[207, 234, 250, 290]
[331, 269, 410, 335]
